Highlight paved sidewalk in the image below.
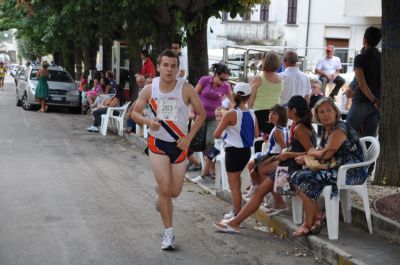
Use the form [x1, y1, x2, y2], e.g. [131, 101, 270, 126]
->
[124, 132, 400, 265]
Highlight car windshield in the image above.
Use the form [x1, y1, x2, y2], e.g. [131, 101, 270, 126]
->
[30, 69, 73, 83]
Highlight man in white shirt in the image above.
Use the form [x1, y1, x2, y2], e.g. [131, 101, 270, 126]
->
[279, 50, 311, 105]
[315, 45, 345, 98]
[171, 41, 187, 80]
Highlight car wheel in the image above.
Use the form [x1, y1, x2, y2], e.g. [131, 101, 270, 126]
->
[16, 92, 22, 106]
[21, 93, 32, 110]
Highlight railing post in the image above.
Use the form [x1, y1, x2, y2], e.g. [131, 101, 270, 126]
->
[243, 50, 249, 82]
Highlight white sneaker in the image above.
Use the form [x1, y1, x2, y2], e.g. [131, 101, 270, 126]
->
[161, 234, 176, 251]
[86, 125, 99, 132]
[223, 211, 234, 220]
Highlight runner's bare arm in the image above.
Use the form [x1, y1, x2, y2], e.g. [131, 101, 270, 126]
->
[131, 85, 160, 130]
[248, 76, 261, 108]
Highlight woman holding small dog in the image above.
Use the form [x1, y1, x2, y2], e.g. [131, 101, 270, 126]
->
[290, 97, 367, 236]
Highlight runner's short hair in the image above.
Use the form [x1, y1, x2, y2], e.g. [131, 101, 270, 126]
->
[158, 49, 180, 66]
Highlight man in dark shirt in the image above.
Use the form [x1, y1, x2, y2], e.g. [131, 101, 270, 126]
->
[346, 27, 382, 138]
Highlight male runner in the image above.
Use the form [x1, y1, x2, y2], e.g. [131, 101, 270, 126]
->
[131, 49, 206, 250]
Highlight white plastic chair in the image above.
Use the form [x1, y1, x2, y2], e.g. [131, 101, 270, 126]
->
[100, 101, 131, 136]
[292, 136, 380, 240]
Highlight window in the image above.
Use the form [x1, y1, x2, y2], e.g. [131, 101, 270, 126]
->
[287, 0, 297, 24]
[260, 4, 270, 22]
[31, 69, 73, 83]
[221, 11, 228, 21]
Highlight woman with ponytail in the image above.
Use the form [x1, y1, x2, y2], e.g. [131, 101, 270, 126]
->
[213, 83, 259, 219]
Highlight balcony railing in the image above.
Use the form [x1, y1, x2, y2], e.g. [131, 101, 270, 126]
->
[223, 21, 269, 42]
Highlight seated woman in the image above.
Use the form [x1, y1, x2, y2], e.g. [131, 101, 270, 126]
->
[213, 96, 317, 233]
[86, 78, 104, 109]
[290, 97, 367, 236]
[86, 85, 125, 133]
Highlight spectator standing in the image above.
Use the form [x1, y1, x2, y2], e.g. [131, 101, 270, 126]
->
[130, 49, 206, 250]
[346, 27, 382, 139]
[171, 41, 187, 79]
[248, 51, 283, 135]
[315, 45, 345, 98]
[79, 72, 89, 113]
[0, 61, 6, 90]
[213, 83, 258, 220]
[35, 61, 50, 113]
[139, 49, 155, 78]
[194, 63, 234, 179]
[279, 50, 311, 105]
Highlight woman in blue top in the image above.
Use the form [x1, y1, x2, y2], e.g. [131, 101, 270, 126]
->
[291, 97, 367, 236]
[213, 82, 259, 219]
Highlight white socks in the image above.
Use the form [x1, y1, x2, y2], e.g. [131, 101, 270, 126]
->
[165, 227, 174, 236]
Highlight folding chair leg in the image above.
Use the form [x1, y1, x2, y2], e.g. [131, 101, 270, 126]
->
[214, 158, 222, 190]
[100, 115, 108, 136]
[340, 190, 352, 224]
[292, 195, 303, 224]
[361, 187, 373, 234]
[117, 119, 123, 136]
[323, 187, 339, 240]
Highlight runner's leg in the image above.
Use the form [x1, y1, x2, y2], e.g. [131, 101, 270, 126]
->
[149, 151, 174, 228]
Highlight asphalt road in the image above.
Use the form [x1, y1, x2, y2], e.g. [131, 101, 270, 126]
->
[0, 76, 321, 265]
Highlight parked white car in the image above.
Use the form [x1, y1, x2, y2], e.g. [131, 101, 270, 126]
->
[16, 66, 80, 111]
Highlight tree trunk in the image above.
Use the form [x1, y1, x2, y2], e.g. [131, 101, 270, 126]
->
[126, 20, 143, 101]
[74, 47, 83, 81]
[102, 37, 112, 71]
[156, 24, 173, 55]
[63, 42, 75, 79]
[83, 40, 98, 72]
[53, 51, 63, 66]
[373, 0, 400, 186]
[187, 18, 209, 86]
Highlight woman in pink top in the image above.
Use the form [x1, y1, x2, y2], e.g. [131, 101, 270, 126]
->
[86, 78, 104, 107]
[194, 63, 234, 179]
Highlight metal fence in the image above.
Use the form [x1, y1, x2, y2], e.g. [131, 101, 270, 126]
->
[220, 45, 358, 83]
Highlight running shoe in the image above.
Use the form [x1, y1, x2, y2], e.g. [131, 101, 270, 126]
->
[161, 234, 176, 251]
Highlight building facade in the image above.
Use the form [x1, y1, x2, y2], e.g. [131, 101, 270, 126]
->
[207, 0, 381, 71]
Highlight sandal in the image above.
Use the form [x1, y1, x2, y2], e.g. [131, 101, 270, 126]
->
[292, 224, 312, 237]
[310, 212, 326, 235]
[266, 207, 289, 216]
[213, 221, 241, 234]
